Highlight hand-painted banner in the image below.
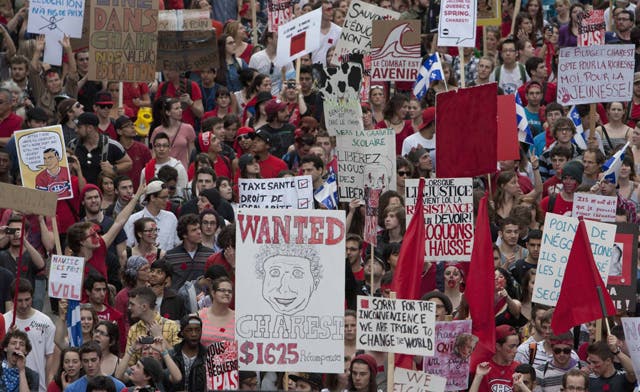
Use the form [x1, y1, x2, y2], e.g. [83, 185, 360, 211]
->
[15, 126, 74, 200]
[557, 45, 634, 105]
[88, 0, 158, 82]
[394, 368, 446, 392]
[28, 0, 85, 64]
[423, 320, 473, 391]
[571, 192, 617, 222]
[205, 340, 239, 390]
[405, 178, 474, 261]
[268, 0, 293, 33]
[578, 9, 605, 47]
[49, 255, 85, 300]
[235, 209, 346, 372]
[238, 175, 314, 209]
[276, 8, 322, 66]
[371, 20, 421, 81]
[607, 223, 638, 314]
[331, 0, 399, 64]
[437, 0, 477, 47]
[357, 296, 436, 356]
[533, 213, 616, 306]
[335, 128, 396, 202]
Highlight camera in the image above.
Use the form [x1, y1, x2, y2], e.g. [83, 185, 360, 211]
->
[5, 228, 17, 235]
[139, 336, 155, 344]
[287, 81, 296, 89]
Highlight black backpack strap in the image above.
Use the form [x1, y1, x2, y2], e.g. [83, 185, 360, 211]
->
[547, 193, 557, 213]
[126, 247, 132, 258]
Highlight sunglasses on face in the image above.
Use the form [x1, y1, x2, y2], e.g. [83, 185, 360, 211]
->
[553, 347, 572, 354]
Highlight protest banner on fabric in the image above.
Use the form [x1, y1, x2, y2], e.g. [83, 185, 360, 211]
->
[276, 8, 322, 66]
[267, 0, 293, 33]
[621, 318, 640, 379]
[335, 128, 396, 202]
[156, 10, 217, 71]
[496, 95, 520, 161]
[436, 84, 497, 177]
[578, 9, 605, 46]
[158, 9, 210, 30]
[607, 223, 638, 314]
[331, 0, 399, 64]
[363, 166, 383, 245]
[0, 183, 58, 217]
[205, 340, 239, 390]
[533, 213, 615, 306]
[557, 45, 634, 105]
[394, 368, 447, 392]
[370, 20, 421, 81]
[404, 178, 474, 262]
[28, 0, 85, 64]
[571, 193, 617, 222]
[48, 255, 85, 300]
[238, 176, 314, 209]
[437, 0, 477, 47]
[476, 0, 500, 25]
[235, 209, 346, 372]
[423, 320, 473, 391]
[15, 126, 73, 200]
[88, 0, 158, 81]
[357, 296, 436, 356]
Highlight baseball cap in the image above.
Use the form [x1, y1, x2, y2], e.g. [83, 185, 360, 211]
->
[145, 180, 165, 200]
[95, 91, 114, 105]
[114, 115, 133, 130]
[265, 99, 287, 116]
[419, 107, 436, 130]
[254, 129, 272, 144]
[238, 153, 256, 172]
[496, 325, 517, 341]
[77, 112, 99, 127]
[289, 373, 323, 390]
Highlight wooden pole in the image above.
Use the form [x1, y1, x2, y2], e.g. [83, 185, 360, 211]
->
[10, 215, 26, 327]
[459, 48, 466, 88]
[118, 81, 124, 110]
[510, 0, 521, 37]
[589, 103, 597, 141]
[386, 291, 397, 392]
[283, 373, 289, 391]
[370, 250, 375, 295]
[595, 319, 603, 341]
[52, 218, 62, 255]
[251, 0, 258, 44]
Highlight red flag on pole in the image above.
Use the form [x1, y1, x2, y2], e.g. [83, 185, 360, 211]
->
[466, 195, 496, 354]
[551, 219, 616, 334]
[390, 177, 426, 369]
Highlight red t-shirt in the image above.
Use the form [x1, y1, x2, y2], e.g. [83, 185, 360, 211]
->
[472, 359, 520, 392]
[155, 80, 203, 128]
[123, 141, 152, 190]
[542, 176, 562, 198]
[375, 120, 414, 155]
[99, 122, 117, 140]
[122, 82, 150, 116]
[258, 154, 288, 178]
[540, 193, 573, 219]
[56, 176, 81, 234]
[85, 237, 108, 280]
[187, 155, 232, 180]
[0, 113, 23, 138]
[96, 304, 127, 353]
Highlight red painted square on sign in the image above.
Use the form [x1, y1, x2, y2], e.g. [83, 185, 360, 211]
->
[290, 32, 306, 56]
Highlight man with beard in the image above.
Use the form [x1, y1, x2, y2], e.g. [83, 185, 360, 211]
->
[470, 325, 521, 392]
[171, 314, 207, 392]
[540, 160, 583, 218]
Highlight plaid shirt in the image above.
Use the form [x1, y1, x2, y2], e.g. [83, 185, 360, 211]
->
[618, 193, 639, 224]
[125, 313, 181, 365]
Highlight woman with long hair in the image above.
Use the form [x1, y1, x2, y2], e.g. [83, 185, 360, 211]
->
[151, 97, 196, 170]
[376, 205, 406, 253]
[223, 21, 253, 64]
[618, 155, 640, 204]
[514, 12, 536, 45]
[558, 3, 584, 48]
[234, 68, 258, 113]
[375, 94, 413, 155]
[216, 33, 248, 92]
[93, 320, 120, 376]
[97, 171, 116, 211]
[492, 171, 522, 223]
[347, 354, 379, 392]
[124, 217, 165, 265]
[550, 0, 570, 26]
[597, 101, 633, 155]
[216, 176, 237, 209]
[199, 277, 236, 346]
[369, 86, 386, 123]
[494, 267, 526, 328]
[242, 76, 272, 124]
[443, 263, 464, 311]
[519, 269, 536, 323]
[361, 104, 375, 130]
[57, 98, 84, 144]
[536, 23, 560, 82]
[47, 347, 83, 392]
[484, 27, 501, 63]
[54, 302, 98, 349]
[524, 0, 545, 46]
[280, 79, 307, 127]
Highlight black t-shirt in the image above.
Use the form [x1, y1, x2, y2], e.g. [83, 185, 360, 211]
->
[589, 370, 634, 392]
[509, 258, 537, 285]
[72, 135, 127, 185]
[258, 123, 296, 160]
[0, 249, 39, 286]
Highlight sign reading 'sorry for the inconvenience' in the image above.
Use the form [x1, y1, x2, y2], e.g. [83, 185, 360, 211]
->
[238, 176, 314, 209]
[405, 178, 474, 262]
[88, 0, 158, 82]
[533, 213, 615, 306]
[357, 296, 436, 356]
[557, 45, 634, 105]
[572, 193, 617, 222]
[370, 20, 422, 82]
[49, 255, 85, 301]
[437, 0, 477, 47]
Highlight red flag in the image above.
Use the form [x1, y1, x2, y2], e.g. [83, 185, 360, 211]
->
[391, 177, 426, 369]
[466, 195, 496, 354]
[436, 84, 498, 178]
[551, 219, 616, 333]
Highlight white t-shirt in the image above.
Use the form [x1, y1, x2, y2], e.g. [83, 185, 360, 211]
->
[139, 157, 189, 200]
[490, 64, 529, 95]
[401, 132, 437, 171]
[311, 23, 342, 66]
[124, 207, 180, 250]
[249, 49, 295, 96]
[4, 310, 56, 392]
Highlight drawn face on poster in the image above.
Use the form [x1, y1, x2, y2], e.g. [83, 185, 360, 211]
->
[255, 244, 322, 315]
[477, 0, 500, 25]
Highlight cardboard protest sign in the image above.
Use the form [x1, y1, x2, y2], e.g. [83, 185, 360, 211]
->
[405, 178, 474, 262]
[438, 0, 477, 47]
[357, 296, 436, 356]
[238, 176, 314, 209]
[0, 183, 58, 217]
[276, 8, 322, 66]
[572, 193, 617, 222]
[331, 0, 399, 64]
[607, 223, 638, 314]
[496, 95, 519, 161]
[533, 213, 616, 306]
[370, 20, 421, 81]
[394, 368, 446, 392]
[48, 255, 85, 300]
[158, 9, 210, 30]
[622, 318, 640, 379]
[335, 128, 396, 202]
[235, 209, 345, 372]
[15, 126, 73, 200]
[28, 0, 85, 64]
[579, 10, 605, 47]
[205, 340, 239, 390]
[88, 0, 158, 82]
[557, 45, 634, 105]
[423, 320, 473, 391]
[476, 0, 500, 25]
[267, 0, 293, 33]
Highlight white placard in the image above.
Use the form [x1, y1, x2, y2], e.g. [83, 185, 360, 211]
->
[533, 213, 616, 306]
[357, 296, 436, 356]
[394, 368, 447, 392]
[621, 318, 640, 381]
[437, 0, 477, 47]
[405, 178, 474, 262]
[48, 254, 85, 301]
[238, 176, 314, 209]
[557, 45, 634, 105]
[235, 208, 346, 373]
[27, 0, 85, 65]
[276, 8, 322, 67]
[572, 193, 617, 222]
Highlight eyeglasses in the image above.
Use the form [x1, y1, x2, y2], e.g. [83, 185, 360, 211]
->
[216, 289, 233, 294]
[143, 228, 159, 234]
[237, 134, 253, 140]
[154, 143, 170, 149]
[553, 347, 572, 354]
[93, 329, 109, 337]
[346, 247, 360, 251]
[97, 104, 113, 109]
[398, 171, 410, 176]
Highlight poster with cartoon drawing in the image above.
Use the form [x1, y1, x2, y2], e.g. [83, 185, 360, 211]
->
[235, 209, 346, 373]
[15, 126, 74, 200]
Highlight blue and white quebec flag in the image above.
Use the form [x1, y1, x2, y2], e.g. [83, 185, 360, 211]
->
[67, 299, 83, 347]
[568, 106, 588, 150]
[602, 142, 630, 185]
[515, 92, 534, 145]
[413, 53, 445, 100]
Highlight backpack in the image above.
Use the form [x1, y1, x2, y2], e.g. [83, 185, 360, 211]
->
[68, 133, 110, 163]
[494, 63, 528, 88]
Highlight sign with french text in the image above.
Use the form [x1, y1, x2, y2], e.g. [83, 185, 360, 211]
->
[533, 213, 616, 306]
[578, 10, 605, 47]
[335, 128, 396, 202]
[235, 209, 346, 372]
[394, 368, 446, 392]
[268, 0, 293, 33]
[607, 223, 638, 314]
[28, 0, 85, 64]
[405, 178, 474, 261]
[205, 340, 239, 390]
[423, 320, 473, 391]
[371, 20, 421, 81]
[158, 9, 210, 30]
[572, 193, 617, 222]
[238, 176, 314, 209]
[48, 255, 85, 300]
[437, 0, 477, 47]
[557, 45, 634, 105]
[276, 8, 322, 66]
[357, 296, 436, 356]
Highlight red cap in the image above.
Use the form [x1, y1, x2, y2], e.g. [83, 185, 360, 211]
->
[496, 325, 517, 341]
[419, 107, 436, 130]
[80, 184, 102, 201]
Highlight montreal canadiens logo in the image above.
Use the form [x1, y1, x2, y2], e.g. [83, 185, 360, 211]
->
[49, 182, 70, 193]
